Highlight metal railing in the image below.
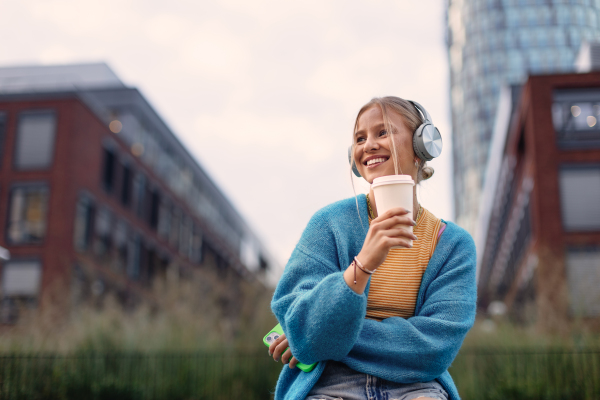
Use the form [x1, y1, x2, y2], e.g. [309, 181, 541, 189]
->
[1, 348, 599, 400]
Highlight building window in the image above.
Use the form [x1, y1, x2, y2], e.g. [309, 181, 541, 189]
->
[94, 207, 113, 256]
[14, 111, 57, 170]
[157, 200, 171, 240]
[559, 166, 600, 231]
[1, 259, 42, 323]
[138, 241, 152, 284]
[101, 147, 116, 193]
[120, 163, 133, 207]
[259, 254, 269, 271]
[169, 208, 181, 249]
[149, 189, 160, 230]
[132, 173, 146, 218]
[114, 219, 129, 272]
[191, 225, 202, 263]
[240, 237, 260, 271]
[1, 260, 42, 298]
[179, 216, 190, 257]
[0, 113, 6, 167]
[127, 233, 141, 280]
[566, 248, 600, 317]
[73, 195, 95, 251]
[7, 185, 49, 244]
[552, 88, 600, 149]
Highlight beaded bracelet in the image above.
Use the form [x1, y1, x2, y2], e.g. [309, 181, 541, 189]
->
[352, 256, 377, 284]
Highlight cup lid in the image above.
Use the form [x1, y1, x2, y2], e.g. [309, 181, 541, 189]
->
[371, 175, 415, 188]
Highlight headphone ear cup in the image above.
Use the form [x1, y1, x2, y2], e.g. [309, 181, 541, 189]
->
[413, 124, 428, 161]
[409, 100, 442, 162]
[348, 146, 361, 177]
[413, 123, 442, 162]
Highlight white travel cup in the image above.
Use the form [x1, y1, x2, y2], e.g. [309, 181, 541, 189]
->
[371, 175, 415, 249]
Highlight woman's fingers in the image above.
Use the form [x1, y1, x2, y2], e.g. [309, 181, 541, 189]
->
[269, 334, 288, 361]
[371, 215, 415, 232]
[268, 332, 285, 355]
[269, 335, 298, 368]
[372, 206, 410, 222]
[281, 348, 293, 364]
[273, 338, 289, 361]
[267, 332, 298, 365]
[354, 207, 418, 281]
[386, 227, 418, 241]
[375, 214, 416, 231]
[385, 237, 414, 249]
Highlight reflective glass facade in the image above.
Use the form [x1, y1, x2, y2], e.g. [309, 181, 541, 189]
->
[447, 0, 600, 232]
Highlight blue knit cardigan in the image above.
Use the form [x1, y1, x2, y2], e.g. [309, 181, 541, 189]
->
[270, 194, 477, 400]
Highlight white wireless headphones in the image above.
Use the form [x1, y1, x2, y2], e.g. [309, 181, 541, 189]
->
[348, 100, 442, 178]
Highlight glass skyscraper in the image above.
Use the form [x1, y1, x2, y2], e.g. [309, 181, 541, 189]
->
[446, 0, 600, 233]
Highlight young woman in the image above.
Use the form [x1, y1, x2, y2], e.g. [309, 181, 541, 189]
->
[268, 97, 476, 400]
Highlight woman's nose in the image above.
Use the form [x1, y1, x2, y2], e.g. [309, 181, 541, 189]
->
[364, 135, 379, 152]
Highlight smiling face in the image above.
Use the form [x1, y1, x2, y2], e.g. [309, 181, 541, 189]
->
[353, 105, 418, 184]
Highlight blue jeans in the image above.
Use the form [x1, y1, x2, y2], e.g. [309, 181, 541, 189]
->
[305, 361, 449, 400]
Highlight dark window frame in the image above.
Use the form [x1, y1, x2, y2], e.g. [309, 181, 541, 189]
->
[149, 188, 160, 230]
[93, 205, 113, 257]
[120, 162, 133, 207]
[126, 232, 141, 280]
[552, 88, 600, 149]
[0, 112, 7, 169]
[73, 194, 95, 252]
[132, 172, 146, 219]
[101, 147, 117, 194]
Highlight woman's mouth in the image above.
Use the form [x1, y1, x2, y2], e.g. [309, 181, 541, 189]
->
[364, 157, 389, 168]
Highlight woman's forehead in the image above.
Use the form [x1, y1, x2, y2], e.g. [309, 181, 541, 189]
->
[357, 105, 404, 130]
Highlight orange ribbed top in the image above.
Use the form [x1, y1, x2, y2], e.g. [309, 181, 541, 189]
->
[366, 207, 441, 321]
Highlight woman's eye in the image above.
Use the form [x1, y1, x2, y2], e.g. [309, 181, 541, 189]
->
[356, 137, 365, 143]
[379, 130, 388, 137]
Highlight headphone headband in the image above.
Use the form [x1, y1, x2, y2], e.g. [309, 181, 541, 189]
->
[409, 100, 432, 125]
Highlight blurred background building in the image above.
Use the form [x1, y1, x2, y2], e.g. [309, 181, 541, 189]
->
[476, 59, 600, 329]
[0, 63, 274, 323]
[446, 0, 600, 234]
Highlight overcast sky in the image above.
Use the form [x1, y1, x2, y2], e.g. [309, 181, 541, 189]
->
[0, 0, 453, 280]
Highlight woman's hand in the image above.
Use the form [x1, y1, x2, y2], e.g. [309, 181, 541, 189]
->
[344, 207, 417, 293]
[359, 206, 417, 269]
[268, 333, 299, 369]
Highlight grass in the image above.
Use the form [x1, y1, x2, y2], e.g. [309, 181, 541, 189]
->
[0, 351, 283, 400]
[0, 266, 278, 353]
[0, 266, 283, 399]
[449, 318, 600, 400]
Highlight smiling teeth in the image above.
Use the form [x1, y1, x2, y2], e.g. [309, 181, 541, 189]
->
[367, 158, 386, 166]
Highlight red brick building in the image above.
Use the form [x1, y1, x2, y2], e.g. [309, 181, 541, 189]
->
[0, 64, 272, 322]
[476, 71, 600, 330]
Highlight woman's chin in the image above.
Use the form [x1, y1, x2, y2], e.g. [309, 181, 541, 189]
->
[363, 175, 381, 185]
[364, 169, 395, 183]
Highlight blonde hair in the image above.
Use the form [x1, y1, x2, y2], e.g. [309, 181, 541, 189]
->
[350, 96, 434, 183]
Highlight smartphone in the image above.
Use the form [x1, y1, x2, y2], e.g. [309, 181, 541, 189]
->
[263, 323, 316, 372]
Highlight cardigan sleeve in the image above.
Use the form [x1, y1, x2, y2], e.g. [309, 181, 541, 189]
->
[341, 228, 477, 383]
[271, 209, 368, 365]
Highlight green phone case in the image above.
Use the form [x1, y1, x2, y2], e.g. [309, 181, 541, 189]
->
[263, 323, 316, 373]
